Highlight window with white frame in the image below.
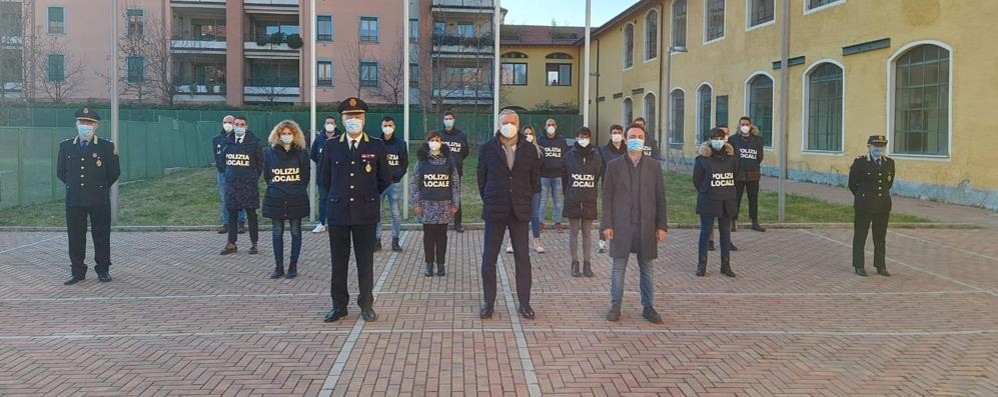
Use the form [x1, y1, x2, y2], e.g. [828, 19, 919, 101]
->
[623, 23, 634, 69]
[359, 17, 378, 42]
[643, 92, 657, 136]
[805, 62, 843, 152]
[317, 15, 333, 41]
[747, 74, 774, 146]
[892, 44, 950, 156]
[645, 10, 658, 60]
[705, 0, 725, 42]
[622, 97, 633, 125]
[360, 61, 378, 87]
[317, 61, 333, 87]
[669, 89, 685, 146]
[671, 0, 686, 48]
[126, 9, 143, 38]
[806, 0, 843, 12]
[749, 0, 774, 27]
[697, 85, 712, 142]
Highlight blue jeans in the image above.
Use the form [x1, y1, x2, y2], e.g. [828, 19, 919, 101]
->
[217, 172, 246, 225]
[538, 177, 563, 225]
[530, 192, 541, 238]
[609, 255, 655, 308]
[699, 215, 731, 258]
[272, 218, 302, 265]
[317, 185, 329, 225]
[376, 182, 401, 239]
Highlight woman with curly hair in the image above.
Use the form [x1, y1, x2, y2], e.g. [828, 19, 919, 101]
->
[262, 120, 310, 279]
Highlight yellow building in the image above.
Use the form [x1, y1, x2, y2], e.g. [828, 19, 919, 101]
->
[498, 25, 583, 112]
[581, 0, 998, 210]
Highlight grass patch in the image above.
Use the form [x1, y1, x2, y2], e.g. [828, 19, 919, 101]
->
[0, 149, 928, 226]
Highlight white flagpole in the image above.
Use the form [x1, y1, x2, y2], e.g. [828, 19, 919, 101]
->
[493, 0, 500, 125]
[403, 0, 411, 220]
[110, 0, 119, 224]
[308, 0, 318, 223]
[582, 0, 591, 127]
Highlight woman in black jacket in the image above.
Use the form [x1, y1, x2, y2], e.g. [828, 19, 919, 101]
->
[262, 120, 310, 279]
[693, 128, 738, 278]
[220, 116, 263, 256]
[562, 127, 603, 277]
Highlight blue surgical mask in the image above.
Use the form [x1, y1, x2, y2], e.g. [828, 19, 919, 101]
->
[233, 127, 246, 137]
[710, 139, 725, 151]
[626, 138, 644, 152]
[443, 119, 455, 128]
[280, 135, 294, 144]
[870, 147, 883, 159]
[77, 125, 94, 140]
[344, 118, 364, 134]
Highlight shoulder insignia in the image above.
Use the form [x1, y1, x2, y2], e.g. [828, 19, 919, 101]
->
[113, 144, 118, 155]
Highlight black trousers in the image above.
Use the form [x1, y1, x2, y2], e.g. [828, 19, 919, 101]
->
[453, 170, 464, 227]
[422, 223, 448, 265]
[481, 211, 532, 306]
[227, 208, 258, 244]
[853, 211, 890, 270]
[329, 223, 376, 310]
[734, 180, 760, 222]
[66, 203, 111, 277]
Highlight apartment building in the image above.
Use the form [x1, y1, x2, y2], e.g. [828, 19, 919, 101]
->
[498, 24, 583, 112]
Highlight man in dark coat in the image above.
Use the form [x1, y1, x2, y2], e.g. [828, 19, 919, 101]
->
[632, 117, 661, 160]
[601, 124, 668, 323]
[596, 124, 626, 253]
[57, 107, 120, 285]
[728, 116, 766, 232]
[319, 97, 392, 323]
[376, 116, 409, 252]
[309, 115, 341, 233]
[213, 114, 246, 234]
[537, 119, 570, 231]
[219, 116, 264, 255]
[849, 135, 896, 277]
[441, 111, 470, 232]
[477, 109, 542, 320]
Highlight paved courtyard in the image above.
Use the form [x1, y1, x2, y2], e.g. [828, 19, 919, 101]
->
[1, 227, 997, 396]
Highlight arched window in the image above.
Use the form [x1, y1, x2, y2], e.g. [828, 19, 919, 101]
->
[696, 84, 712, 143]
[669, 89, 685, 146]
[804, 62, 844, 152]
[645, 10, 658, 60]
[643, 92, 657, 136]
[671, 0, 686, 48]
[501, 51, 528, 59]
[545, 52, 572, 59]
[891, 43, 950, 156]
[622, 97, 633, 125]
[747, 73, 774, 147]
[623, 23, 634, 69]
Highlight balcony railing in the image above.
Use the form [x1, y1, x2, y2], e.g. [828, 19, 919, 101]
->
[175, 84, 225, 95]
[244, 0, 299, 6]
[432, 85, 493, 99]
[432, 34, 494, 55]
[431, 0, 495, 9]
[245, 77, 300, 88]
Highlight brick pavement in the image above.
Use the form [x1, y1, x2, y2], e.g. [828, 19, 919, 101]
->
[1, 227, 997, 396]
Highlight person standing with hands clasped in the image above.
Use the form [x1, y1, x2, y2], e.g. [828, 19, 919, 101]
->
[213, 115, 247, 234]
[441, 112, 470, 233]
[563, 127, 603, 278]
[728, 116, 766, 232]
[412, 131, 460, 277]
[219, 116, 263, 256]
[597, 124, 626, 254]
[537, 119, 569, 232]
[310, 116, 340, 233]
[376, 116, 408, 252]
[601, 124, 668, 323]
[262, 120, 310, 279]
[849, 135, 896, 277]
[694, 128, 738, 278]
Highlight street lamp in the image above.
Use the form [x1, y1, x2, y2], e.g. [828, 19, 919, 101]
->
[662, 45, 687, 169]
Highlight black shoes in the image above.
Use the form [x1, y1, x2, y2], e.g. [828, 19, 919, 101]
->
[729, 242, 739, 251]
[876, 267, 891, 277]
[480, 303, 494, 319]
[237, 222, 247, 234]
[323, 307, 348, 322]
[518, 304, 535, 320]
[391, 238, 402, 252]
[696, 256, 707, 277]
[361, 307, 377, 321]
[437, 263, 446, 277]
[270, 265, 284, 279]
[219, 243, 237, 255]
[720, 257, 736, 278]
[571, 261, 581, 277]
[425, 263, 434, 277]
[642, 306, 663, 324]
[582, 261, 594, 278]
[97, 272, 112, 282]
[217, 225, 228, 234]
[751, 223, 767, 232]
[606, 305, 621, 322]
[708, 240, 716, 251]
[854, 267, 868, 277]
[374, 240, 383, 252]
[63, 275, 85, 285]
[285, 263, 298, 279]
[454, 224, 465, 233]
[248, 244, 259, 255]
[732, 222, 738, 232]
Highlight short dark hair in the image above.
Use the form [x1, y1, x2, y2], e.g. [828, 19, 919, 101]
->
[634, 117, 646, 124]
[576, 126, 592, 138]
[382, 116, 395, 124]
[609, 124, 624, 133]
[324, 115, 336, 122]
[739, 116, 752, 123]
[234, 116, 247, 123]
[708, 127, 727, 139]
[625, 123, 646, 138]
[443, 111, 456, 118]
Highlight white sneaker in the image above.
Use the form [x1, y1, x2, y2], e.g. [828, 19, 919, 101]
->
[533, 238, 545, 254]
[597, 240, 606, 253]
[506, 244, 514, 253]
[311, 224, 326, 233]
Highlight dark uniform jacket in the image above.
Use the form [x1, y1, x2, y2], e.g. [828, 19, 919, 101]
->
[413, 145, 456, 202]
[562, 143, 603, 220]
[599, 140, 626, 181]
[223, 131, 264, 210]
[537, 132, 569, 178]
[319, 133, 392, 226]
[727, 128, 764, 181]
[310, 130, 340, 165]
[213, 130, 229, 172]
[57, 136, 120, 207]
[381, 133, 409, 184]
[693, 143, 739, 218]
[849, 154, 895, 214]
[600, 154, 668, 260]
[262, 145, 311, 220]
[441, 127, 470, 175]
[477, 133, 542, 223]
[642, 135, 662, 160]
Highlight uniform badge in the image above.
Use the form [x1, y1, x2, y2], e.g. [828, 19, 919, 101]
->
[365, 163, 372, 173]
[349, 98, 357, 107]
[96, 159, 102, 167]
[92, 152, 98, 158]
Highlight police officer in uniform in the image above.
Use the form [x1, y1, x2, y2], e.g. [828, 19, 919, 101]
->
[849, 135, 896, 277]
[319, 97, 392, 322]
[57, 107, 120, 285]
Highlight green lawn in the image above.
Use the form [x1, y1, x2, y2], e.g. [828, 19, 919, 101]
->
[0, 149, 927, 226]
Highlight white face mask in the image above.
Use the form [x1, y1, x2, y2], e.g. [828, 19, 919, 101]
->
[324, 123, 336, 132]
[382, 126, 394, 136]
[223, 122, 233, 132]
[611, 134, 624, 143]
[577, 138, 590, 148]
[740, 125, 751, 134]
[428, 140, 442, 151]
[546, 126, 556, 135]
[280, 135, 294, 144]
[500, 123, 517, 138]
[525, 134, 535, 143]
[344, 118, 364, 135]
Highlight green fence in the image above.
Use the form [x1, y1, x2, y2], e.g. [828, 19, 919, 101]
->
[0, 107, 581, 209]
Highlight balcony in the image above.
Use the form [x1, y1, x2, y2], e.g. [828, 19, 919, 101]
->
[244, 78, 300, 103]
[432, 34, 494, 58]
[0, 35, 22, 48]
[244, 33, 300, 59]
[432, 84, 493, 105]
[171, 32, 226, 53]
[431, 0, 495, 13]
[244, 0, 299, 15]
[173, 84, 225, 102]
[170, 0, 225, 11]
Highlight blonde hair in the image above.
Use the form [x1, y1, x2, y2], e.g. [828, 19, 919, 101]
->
[268, 120, 307, 149]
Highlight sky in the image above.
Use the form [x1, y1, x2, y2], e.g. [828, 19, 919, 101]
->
[500, 0, 641, 27]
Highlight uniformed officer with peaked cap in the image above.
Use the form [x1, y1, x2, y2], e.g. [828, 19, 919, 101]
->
[319, 97, 392, 322]
[849, 134, 895, 277]
[57, 107, 120, 285]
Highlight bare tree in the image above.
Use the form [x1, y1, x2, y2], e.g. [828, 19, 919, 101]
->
[0, 0, 35, 103]
[96, 4, 179, 105]
[373, 39, 406, 105]
[342, 39, 368, 98]
[35, 35, 84, 103]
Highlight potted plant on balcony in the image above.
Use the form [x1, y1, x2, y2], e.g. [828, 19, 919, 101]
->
[269, 32, 287, 47]
[286, 34, 303, 49]
[255, 35, 269, 47]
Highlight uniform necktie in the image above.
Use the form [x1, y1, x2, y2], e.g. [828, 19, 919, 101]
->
[81, 141, 89, 150]
[351, 140, 357, 151]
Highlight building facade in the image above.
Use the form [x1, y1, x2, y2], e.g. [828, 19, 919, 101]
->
[498, 25, 582, 113]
